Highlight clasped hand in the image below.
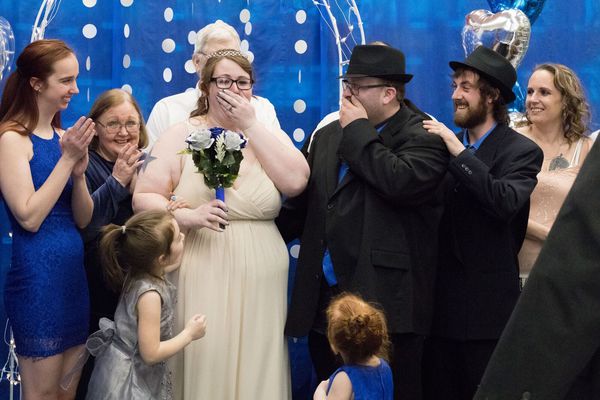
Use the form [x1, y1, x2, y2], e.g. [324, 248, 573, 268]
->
[174, 199, 229, 232]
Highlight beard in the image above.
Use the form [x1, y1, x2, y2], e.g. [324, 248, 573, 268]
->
[453, 97, 488, 129]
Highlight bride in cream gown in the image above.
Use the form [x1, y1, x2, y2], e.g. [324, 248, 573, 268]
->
[133, 49, 309, 399]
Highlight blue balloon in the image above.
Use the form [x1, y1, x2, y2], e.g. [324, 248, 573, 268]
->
[487, 0, 546, 24]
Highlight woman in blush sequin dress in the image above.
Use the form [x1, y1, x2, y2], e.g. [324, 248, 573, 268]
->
[517, 64, 593, 288]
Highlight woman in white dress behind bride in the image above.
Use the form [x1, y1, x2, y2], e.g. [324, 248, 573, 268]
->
[133, 49, 309, 399]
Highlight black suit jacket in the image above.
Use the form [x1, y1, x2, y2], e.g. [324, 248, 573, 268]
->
[474, 138, 600, 400]
[277, 105, 449, 336]
[431, 124, 543, 340]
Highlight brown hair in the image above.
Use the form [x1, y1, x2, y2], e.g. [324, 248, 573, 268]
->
[0, 39, 74, 136]
[99, 210, 175, 292]
[326, 293, 390, 364]
[452, 68, 509, 125]
[87, 89, 149, 150]
[190, 49, 254, 118]
[528, 63, 590, 144]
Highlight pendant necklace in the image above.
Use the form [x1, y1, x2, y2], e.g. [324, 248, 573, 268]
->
[548, 153, 569, 171]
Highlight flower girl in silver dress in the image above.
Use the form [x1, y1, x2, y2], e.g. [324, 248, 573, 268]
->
[85, 210, 206, 399]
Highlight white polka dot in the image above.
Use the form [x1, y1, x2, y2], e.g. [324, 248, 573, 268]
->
[239, 9, 251, 23]
[184, 87, 196, 93]
[293, 99, 306, 114]
[162, 38, 176, 53]
[289, 244, 300, 258]
[85, 56, 91, 71]
[82, 0, 96, 8]
[82, 24, 97, 39]
[123, 24, 130, 38]
[240, 39, 249, 53]
[164, 7, 173, 22]
[244, 22, 252, 36]
[187, 30, 197, 45]
[163, 68, 172, 83]
[298, 69, 302, 83]
[123, 54, 131, 68]
[246, 51, 254, 63]
[87, 87, 90, 102]
[295, 40, 308, 54]
[293, 128, 305, 142]
[120, 0, 133, 6]
[296, 10, 307, 24]
[185, 60, 196, 74]
[121, 84, 132, 93]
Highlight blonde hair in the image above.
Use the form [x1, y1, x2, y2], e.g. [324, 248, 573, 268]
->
[326, 293, 391, 364]
[194, 20, 241, 55]
[528, 63, 591, 144]
[87, 89, 149, 150]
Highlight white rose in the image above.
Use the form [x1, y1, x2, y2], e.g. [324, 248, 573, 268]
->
[223, 130, 246, 151]
[186, 128, 214, 150]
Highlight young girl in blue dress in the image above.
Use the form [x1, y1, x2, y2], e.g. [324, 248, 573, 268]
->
[314, 293, 394, 400]
[0, 39, 96, 398]
[85, 210, 206, 399]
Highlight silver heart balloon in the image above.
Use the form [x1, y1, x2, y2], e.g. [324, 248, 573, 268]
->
[0, 16, 15, 82]
[462, 9, 531, 69]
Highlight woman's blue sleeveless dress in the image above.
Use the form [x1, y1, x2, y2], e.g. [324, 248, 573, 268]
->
[326, 358, 394, 400]
[3, 132, 89, 358]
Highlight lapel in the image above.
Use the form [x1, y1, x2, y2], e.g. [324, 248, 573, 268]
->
[324, 125, 343, 200]
[471, 124, 506, 167]
[330, 107, 412, 200]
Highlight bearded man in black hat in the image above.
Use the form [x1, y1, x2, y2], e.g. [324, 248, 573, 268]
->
[421, 45, 543, 400]
[276, 44, 449, 400]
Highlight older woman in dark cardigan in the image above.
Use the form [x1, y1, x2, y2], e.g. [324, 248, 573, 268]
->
[75, 88, 147, 398]
[81, 89, 148, 330]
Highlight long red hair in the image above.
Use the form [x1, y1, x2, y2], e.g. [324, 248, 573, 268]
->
[0, 39, 74, 136]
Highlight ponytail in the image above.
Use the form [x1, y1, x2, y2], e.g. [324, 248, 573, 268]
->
[99, 223, 128, 292]
[98, 210, 175, 292]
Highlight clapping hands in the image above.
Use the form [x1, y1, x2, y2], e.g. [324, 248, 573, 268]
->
[60, 117, 95, 177]
[112, 143, 144, 187]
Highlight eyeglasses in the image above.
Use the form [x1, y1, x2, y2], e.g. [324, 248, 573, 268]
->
[96, 120, 140, 134]
[342, 80, 389, 95]
[210, 76, 254, 90]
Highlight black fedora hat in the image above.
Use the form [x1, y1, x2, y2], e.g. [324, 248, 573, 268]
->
[449, 46, 516, 103]
[340, 45, 413, 83]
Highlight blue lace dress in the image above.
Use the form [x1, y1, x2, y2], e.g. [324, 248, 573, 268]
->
[326, 358, 394, 400]
[3, 131, 89, 357]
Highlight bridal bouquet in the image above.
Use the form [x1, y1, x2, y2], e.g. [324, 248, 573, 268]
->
[180, 126, 247, 202]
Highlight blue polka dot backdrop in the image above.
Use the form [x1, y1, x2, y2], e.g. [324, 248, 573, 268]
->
[0, 0, 599, 398]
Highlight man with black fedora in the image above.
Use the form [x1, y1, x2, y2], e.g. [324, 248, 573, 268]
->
[277, 44, 449, 399]
[421, 45, 543, 400]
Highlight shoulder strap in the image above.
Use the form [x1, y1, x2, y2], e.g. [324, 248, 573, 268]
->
[570, 137, 585, 167]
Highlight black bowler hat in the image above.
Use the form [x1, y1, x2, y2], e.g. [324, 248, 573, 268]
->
[340, 45, 413, 83]
[449, 45, 517, 103]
